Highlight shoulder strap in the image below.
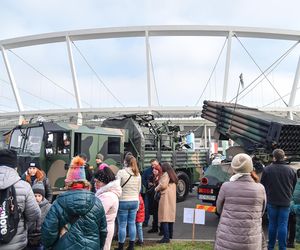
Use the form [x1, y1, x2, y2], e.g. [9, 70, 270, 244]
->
[121, 170, 133, 188]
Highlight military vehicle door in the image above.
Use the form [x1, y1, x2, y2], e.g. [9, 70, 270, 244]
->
[74, 133, 122, 168]
[45, 131, 71, 188]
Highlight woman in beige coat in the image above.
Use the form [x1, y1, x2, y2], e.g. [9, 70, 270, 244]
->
[214, 153, 266, 250]
[155, 162, 178, 243]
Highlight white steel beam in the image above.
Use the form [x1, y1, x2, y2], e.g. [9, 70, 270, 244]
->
[288, 55, 300, 120]
[145, 30, 152, 109]
[2, 26, 300, 50]
[222, 31, 233, 101]
[1, 46, 24, 112]
[66, 36, 82, 109]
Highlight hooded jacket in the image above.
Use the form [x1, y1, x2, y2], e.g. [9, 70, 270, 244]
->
[42, 189, 107, 250]
[95, 179, 122, 250]
[290, 179, 300, 243]
[0, 165, 41, 250]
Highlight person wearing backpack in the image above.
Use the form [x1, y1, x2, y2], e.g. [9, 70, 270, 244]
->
[0, 149, 41, 250]
[27, 182, 51, 250]
[21, 162, 53, 202]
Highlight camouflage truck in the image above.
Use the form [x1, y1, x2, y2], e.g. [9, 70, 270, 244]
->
[7, 121, 126, 195]
[198, 100, 300, 209]
[101, 114, 209, 202]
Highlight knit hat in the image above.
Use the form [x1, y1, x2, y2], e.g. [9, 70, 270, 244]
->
[32, 181, 45, 197]
[0, 149, 17, 169]
[94, 167, 115, 185]
[231, 153, 254, 173]
[96, 153, 104, 161]
[65, 156, 86, 184]
[28, 161, 41, 170]
[98, 163, 109, 170]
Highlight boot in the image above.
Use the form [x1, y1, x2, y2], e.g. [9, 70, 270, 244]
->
[126, 240, 135, 250]
[114, 242, 124, 250]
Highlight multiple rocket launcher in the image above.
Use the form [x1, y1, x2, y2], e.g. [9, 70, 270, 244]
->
[201, 101, 300, 158]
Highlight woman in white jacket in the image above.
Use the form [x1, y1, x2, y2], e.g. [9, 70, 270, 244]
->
[94, 164, 122, 250]
[116, 154, 141, 250]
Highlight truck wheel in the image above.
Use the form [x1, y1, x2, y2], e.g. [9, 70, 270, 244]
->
[176, 171, 190, 202]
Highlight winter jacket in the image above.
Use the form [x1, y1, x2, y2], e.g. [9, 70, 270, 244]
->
[42, 189, 107, 250]
[142, 166, 153, 190]
[136, 194, 145, 223]
[27, 198, 51, 247]
[95, 179, 122, 250]
[215, 175, 266, 250]
[261, 161, 297, 207]
[291, 180, 300, 243]
[0, 165, 41, 250]
[116, 167, 141, 201]
[21, 169, 53, 202]
[155, 172, 177, 223]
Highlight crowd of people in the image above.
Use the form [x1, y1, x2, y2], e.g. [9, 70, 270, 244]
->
[0, 148, 177, 250]
[2, 145, 300, 250]
[215, 149, 298, 250]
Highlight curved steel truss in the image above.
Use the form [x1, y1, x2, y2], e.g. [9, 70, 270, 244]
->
[1, 25, 300, 128]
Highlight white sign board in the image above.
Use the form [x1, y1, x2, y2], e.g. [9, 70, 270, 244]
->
[183, 208, 205, 225]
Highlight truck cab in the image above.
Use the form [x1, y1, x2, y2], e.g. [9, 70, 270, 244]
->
[8, 121, 125, 193]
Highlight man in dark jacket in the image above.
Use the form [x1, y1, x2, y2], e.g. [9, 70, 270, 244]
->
[261, 149, 297, 250]
[0, 149, 41, 250]
[142, 163, 153, 227]
[42, 156, 107, 249]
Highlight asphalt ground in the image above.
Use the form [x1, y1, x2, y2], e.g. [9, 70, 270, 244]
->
[143, 189, 219, 241]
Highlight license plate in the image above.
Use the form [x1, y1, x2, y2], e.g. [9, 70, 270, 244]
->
[198, 194, 216, 201]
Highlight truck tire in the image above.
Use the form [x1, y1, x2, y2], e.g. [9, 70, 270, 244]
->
[176, 171, 190, 202]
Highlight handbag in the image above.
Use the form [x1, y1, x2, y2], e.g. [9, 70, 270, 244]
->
[154, 191, 161, 201]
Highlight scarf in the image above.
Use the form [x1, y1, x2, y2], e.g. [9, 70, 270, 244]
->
[229, 173, 250, 182]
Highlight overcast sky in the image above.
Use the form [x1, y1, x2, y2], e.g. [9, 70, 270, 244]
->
[1, 0, 300, 113]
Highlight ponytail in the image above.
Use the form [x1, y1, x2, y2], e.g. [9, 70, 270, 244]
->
[125, 155, 140, 176]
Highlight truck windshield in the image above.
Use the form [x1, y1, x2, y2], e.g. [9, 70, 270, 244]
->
[10, 126, 44, 154]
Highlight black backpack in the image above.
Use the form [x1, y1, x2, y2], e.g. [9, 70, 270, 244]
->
[0, 185, 20, 244]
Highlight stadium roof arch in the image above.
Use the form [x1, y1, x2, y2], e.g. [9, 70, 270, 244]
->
[1, 25, 300, 129]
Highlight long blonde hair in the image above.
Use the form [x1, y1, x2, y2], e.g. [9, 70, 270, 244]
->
[125, 154, 139, 176]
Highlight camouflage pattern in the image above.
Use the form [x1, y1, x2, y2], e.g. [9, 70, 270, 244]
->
[8, 122, 125, 192]
[102, 115, 209, 202]
[198, 100, 300, 208]
[202, 100, 300, 159]
[8, 117, 209, 201]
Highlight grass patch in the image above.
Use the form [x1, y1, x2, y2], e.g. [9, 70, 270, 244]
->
[112, 240, 214, 250]
[112, 241, 300, 249]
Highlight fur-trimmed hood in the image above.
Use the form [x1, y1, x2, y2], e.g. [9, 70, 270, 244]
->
[95, 179, 122, 198]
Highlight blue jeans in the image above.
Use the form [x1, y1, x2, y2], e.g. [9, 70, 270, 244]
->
[117, 201, 139, 243]
[267, 204, 290, 250]
[136, 222, 143, 242]
[161, 222, 173, 240]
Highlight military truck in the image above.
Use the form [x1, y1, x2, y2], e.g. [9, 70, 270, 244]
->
[197, 100, 300, 208]
[7, 121, 125, 195]
[7, 115, 209, 201]
[102, 114, 208, 202]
